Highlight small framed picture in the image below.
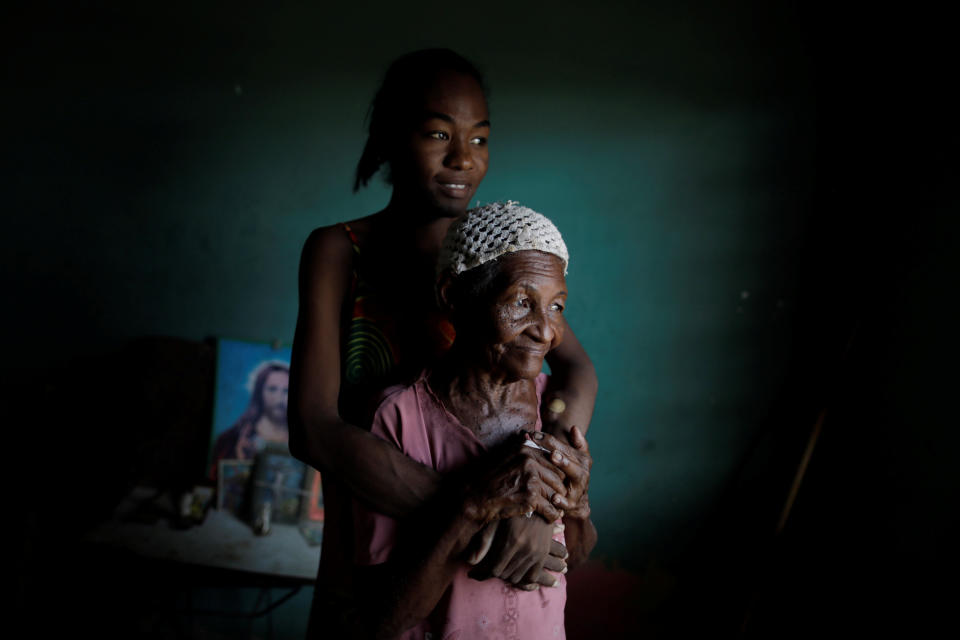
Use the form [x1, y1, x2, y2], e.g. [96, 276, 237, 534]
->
[217, 459, 255, 516]
[248, 447, 308, 526]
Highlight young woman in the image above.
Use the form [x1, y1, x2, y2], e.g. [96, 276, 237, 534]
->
[351, 202, 596, 639]
[287, 49, 598, 635]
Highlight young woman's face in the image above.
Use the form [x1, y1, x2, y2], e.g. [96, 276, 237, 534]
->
[391, 70, 490, 217]
[466, 251, 567, 382]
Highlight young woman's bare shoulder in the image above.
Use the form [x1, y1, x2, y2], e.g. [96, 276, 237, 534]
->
[298, 223, 354, 287]
[303, 222, 349, 254]
[298, 213, 379, 282]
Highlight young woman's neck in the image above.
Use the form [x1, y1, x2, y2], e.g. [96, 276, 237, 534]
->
[376, 192, 460, 255]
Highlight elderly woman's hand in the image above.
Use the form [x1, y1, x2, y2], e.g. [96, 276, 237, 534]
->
[466, 517, 568, 589]
[524, 427, 592, 520]
[459, 433, 568, 526]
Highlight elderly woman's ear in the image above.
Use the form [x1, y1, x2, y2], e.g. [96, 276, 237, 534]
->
[436, 270, 458, 315]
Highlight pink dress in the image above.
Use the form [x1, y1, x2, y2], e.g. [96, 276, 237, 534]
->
[354, 372, 566, 640]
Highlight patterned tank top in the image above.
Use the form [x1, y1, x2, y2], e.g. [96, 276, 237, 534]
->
[316, 224, 456, 629]
[340, 223, 455, 391]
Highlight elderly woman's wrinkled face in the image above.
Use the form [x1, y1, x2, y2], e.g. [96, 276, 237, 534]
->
[463, 250, 567, 381]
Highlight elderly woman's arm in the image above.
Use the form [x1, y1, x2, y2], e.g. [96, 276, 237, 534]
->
[355, 508, 481, 639]
[353, 438, 569, 639]
[465, 321, 597, 589]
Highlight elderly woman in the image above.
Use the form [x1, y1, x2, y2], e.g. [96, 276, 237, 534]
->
[352, 202, 596, 639]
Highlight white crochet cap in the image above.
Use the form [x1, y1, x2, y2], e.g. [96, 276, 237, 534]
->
[437, 201, 569, 276]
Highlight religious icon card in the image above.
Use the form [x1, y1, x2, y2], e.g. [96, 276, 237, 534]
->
[207, 337, 292, 480]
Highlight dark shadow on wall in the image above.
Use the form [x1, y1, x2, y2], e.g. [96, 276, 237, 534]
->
[5, 0, 229, 368]
[15, 336, 218, 636]
[646, 6, 957, 638]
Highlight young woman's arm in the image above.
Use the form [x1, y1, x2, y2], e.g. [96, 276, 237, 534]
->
[287, 225, 441, 518]
[543, 318, 598, 442]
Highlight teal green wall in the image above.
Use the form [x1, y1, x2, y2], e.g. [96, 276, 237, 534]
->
[9, 2, 814, 566]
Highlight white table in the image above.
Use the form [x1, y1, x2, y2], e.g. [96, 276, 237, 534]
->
[85, 485, 321, 583]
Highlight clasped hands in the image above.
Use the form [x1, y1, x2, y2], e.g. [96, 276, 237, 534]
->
[460, 427, 592, 590]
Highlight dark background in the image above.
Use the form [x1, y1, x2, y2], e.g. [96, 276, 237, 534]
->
[7, 1, 955, 637]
